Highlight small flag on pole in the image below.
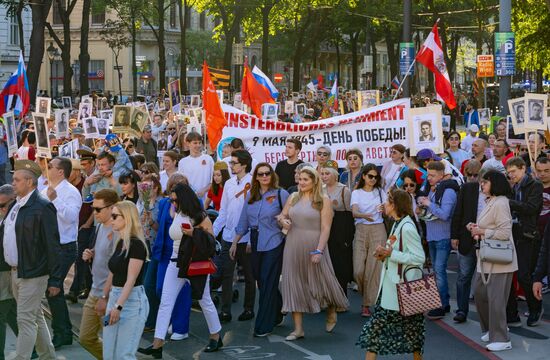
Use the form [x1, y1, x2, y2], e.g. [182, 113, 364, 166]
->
[391, 76, 401, 90]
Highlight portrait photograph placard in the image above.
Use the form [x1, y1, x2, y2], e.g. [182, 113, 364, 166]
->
[62, 96, 72, 109]
[36, 97, 51, 118]
[130, 107, 148, 135]
[97, 111, 111, 138]
[54, 109, 70, 138]
[295, 103, 306, 117]
[78, 102, 93, 123]
[408, 105, 444, 155]
[33, 112, 51, 158]
[478, 108, 491, 125]
[442, 115, 451, 132]
[83, 117, 99, 139]
[508, 97, 526, 134]
[168, 79, 182, 113]
[506, 115, 525, 145]
[284, 101, 295, 114]
[261, 103, 278, 120]
[3, 112, 18, 157]
[524, 93, 547, 131]
[358, 90, 380, 110]
[112, 105, 132, 133]
[58, 141, 73, 158]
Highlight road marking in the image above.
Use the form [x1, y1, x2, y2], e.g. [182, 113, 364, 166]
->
[223, 345, 276, 359]
[268, 335, 333, 360]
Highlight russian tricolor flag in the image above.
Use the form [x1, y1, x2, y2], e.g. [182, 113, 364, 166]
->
[251, 66, 279, 101]
[0, 51, 30, 117]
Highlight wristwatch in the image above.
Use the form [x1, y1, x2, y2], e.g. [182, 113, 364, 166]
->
[115, 304, 123, 311]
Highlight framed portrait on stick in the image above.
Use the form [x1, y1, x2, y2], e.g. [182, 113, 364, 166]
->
[508, 97, 526, 134]
[54, 109, 70, 138]
[408, 105, 444, 155]
[112, 105, 132, 134]
[168, 79, 182, 113]
[3, 112, 18, 157]
[33, 112, 51, 158]
[36, 97, 51, 118]
[524, 93, 547, 131]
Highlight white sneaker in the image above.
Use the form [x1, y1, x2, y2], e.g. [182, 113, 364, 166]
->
[167, 325, 173, 335]
[481, 332, 489, 342]
[170, 332, 189, 341]
[486, 342, 512, 352]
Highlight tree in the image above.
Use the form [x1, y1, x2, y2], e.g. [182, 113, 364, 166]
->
[28, 0, 53, 104]
[79, 0, 92, 95]
[100, 20, 130, 99]
[46, 0, 78, 97]
[178, 0, 190, 93]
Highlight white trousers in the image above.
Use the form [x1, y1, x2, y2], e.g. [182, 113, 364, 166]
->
[154, 261, 221, 340]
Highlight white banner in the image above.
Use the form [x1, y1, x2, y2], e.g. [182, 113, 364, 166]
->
[219, 99, 410, 167]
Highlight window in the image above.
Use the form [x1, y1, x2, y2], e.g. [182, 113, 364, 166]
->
[199, 12, 206, 30]
[91, 11, 106, 25]
[53, 1, 64, 25]
[9, 14, 19, 46]
[169, 3, 176, 28]
[89, 60, 106, 91]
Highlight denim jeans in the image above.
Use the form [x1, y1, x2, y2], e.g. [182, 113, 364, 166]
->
[456, 249, 476, 316]
[47, 242, 76, 340]
[428, 239, 451, 308]
[103, 286, 149, 360]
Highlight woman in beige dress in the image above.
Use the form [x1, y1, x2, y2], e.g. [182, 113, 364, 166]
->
[278, 166, 349, 341]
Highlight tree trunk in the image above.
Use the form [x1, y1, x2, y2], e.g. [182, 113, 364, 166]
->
[371, 40, 377, 88]
[178, 0, 188, 94]
[28, 0, 53, 105]
[131, 9, 137, 98]
[79, 0, 91, 95]
[261, 5, 271, 73]
[350, 32, 359, 90]
[157, 0, 167, 91]
[16, 0, 25, 55]
[335, 39, 340, 83]
[222, 4, 243, 70]
[115, 54, 122, 99]
[384, 29, 398, 82]
[62, 18, 73, 96]
[536, 66, 543, 93]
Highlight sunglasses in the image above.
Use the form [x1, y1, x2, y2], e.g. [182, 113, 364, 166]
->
[317, 152, 329, 157]
[366, 173, 379, 180]
[229, 161, 240, 166]
[403, 183, 416, 188]
[92, 205, 110, 213]
[257, 171, 271, 177]
[467, 173, 479, 177]
[141, 170, 151, 175]
[111, 213, 123, 220]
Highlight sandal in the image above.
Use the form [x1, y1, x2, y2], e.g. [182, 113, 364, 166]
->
[285, 332, 305, 341]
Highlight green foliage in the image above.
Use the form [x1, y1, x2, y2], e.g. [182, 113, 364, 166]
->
[185, 30, 225, 67]
[99, 19, 131, 54]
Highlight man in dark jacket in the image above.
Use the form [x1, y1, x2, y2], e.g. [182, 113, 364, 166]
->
[505, 157, 544, 327]
[533, 223, 550, 301]
[451, 170, 486, 323]
[2, 160, 62, 359]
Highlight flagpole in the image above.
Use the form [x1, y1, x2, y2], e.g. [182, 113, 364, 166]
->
[392, 59, 416, 101]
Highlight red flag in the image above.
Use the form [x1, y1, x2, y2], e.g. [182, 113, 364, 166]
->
[317, 74, 324, 90]
[202, 61, 226, 149]
[241, 59, 274, 119]
[415, 22, 456, 110]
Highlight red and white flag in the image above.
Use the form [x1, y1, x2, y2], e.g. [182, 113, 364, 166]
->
[415, 21, 456, 110]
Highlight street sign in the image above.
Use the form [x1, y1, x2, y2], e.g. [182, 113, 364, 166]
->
[495, 32, 515, 76]
[113, 65, 123, 70]
[476, 55, 494, 78]
[399, 42, 415, 76]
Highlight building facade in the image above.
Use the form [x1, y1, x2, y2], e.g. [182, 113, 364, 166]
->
[0, 5, 32, 88]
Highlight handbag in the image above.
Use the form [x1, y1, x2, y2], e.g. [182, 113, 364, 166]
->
[394, 223, 442, 316]
[187, 259, 217, 276]
[478, 238, 513, 284]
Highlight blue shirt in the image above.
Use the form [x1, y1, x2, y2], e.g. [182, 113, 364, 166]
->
[235, 188, 289, 251]
[426, 187, 457, 242]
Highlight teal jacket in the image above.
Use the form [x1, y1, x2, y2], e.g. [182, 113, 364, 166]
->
[377, 215, 425, 311]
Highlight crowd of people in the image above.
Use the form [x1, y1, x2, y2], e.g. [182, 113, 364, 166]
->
[1, 90, 550, 360]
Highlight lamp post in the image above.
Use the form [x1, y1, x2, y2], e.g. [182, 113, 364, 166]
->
[46, 42, 59, 99]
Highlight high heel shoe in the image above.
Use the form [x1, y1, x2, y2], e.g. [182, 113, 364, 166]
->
[326, 307, 337, 333]
[204, 337, 223, 352]
[137, 344, 163, 359]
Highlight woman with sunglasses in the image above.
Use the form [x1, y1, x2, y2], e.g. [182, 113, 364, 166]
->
[142, 174, 191, 339]
[139, 183, 222, 357]
[315, 146, 332, 172]
[159, 151, 180, 193]
[380, 144, 406, 191]
[320, 160, 354, 296]
[351, 164, 387, 318]
[399, 169, 421, 222]
[357, 188, 425, 360]
[140, 162, 160, 181]
[119, 171, 141, 204]
[231, 163, 289, 337]
[446, 131, 469, 169]
[339, 148, 363, 191]
[102, 201, 149, 360]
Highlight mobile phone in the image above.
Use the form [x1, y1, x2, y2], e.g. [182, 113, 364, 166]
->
[103, 314, 110, 327]
[181, 223, 191, 230]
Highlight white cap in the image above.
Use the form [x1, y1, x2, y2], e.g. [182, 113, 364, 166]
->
[469, 124, 479, 133]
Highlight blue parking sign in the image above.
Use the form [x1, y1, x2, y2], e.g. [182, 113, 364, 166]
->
[495, 32, 515, 76]
[399, 43, 415, 76]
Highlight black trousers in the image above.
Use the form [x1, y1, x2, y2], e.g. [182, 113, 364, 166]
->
[47, 242, 76, 340]
[506, 228, 542, 318]
[210, 241, 255, 315]
[0, 298, 17, 360]
[69, 227, 94, 294]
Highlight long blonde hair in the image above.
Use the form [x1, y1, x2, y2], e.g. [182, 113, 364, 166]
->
[290, 166, 324, 211]
[113, 201, 149, 259]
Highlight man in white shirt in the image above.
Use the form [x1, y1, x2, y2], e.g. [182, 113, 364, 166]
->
[212, 150, 256, 323]
[4, 160, 61, 359]
[460, 124, 479, 153]
[42, 157, 83, 349]
[178, 132, 214, 198]
[222, 138, 259, 176]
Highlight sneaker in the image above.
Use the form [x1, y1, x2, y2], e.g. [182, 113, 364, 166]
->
[481, 332, 489, 343]
[453, 312, 467, 323]
[527, 309, 544, 327]
[427, 307, 446, 320]
[507, 314, 522, 328]
[170, 332, 189, 341]
[486, 342, 512, 352]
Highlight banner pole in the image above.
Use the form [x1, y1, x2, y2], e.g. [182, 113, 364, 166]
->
[393, 59, 416, 101]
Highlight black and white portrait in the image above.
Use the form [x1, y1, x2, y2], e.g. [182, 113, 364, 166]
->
[295, 104, 306, 117]
[158, 130, 168, 151]
[513, 102, 525, 124]
[98, 118, 108, 136]
[261, 103, 278, 120]
[4, 112, 18, 157]
[62, 96, 72, 109]
[55, 109, 69, 138]
[524, 94, 548, 130]
[113, 105, 131, 128]
[59, 142, 73, 157]
[478, 108, 490, 125]
[78, 102, 92, 122]
[418, 120, 435, 142]
[33, 113, 49, 150]
[83, 117, 99, 138]
[130, 108, 148, 133]
[528, 100, 544, 123]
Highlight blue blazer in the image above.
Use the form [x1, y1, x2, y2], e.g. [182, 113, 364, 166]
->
[151, 197, 174, 262]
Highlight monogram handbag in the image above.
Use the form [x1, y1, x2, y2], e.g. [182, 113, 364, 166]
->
[394, 224, 442, 316]
[187, 260, 217, 276]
